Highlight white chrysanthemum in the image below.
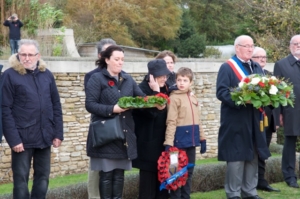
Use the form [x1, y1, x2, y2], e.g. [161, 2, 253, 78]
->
[269, 85, 278, 95]
[261, 76, 269, 83]
[270, 76, 277, 80]
[239, 82, 245, 88]
[250, 77, 260, 85]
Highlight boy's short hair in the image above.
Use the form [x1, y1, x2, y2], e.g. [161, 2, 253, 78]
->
[176, 67, 194, 81]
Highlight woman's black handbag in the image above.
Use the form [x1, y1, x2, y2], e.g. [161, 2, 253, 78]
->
[90, 115, 124, 147]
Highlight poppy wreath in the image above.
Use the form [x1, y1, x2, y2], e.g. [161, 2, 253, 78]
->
[157, 147, 189, 191]
[118, 93, 170, 108]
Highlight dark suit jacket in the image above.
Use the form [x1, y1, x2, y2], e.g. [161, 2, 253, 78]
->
[274, 54, 300, 136]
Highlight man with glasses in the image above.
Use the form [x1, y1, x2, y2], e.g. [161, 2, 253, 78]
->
[1, 39, 63, 198]
[216, 35, 270, 199]
[252, 47, 280, 192]
[274, 35, 300, 188]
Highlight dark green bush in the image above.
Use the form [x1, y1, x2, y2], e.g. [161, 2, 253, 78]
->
[0, 149, 291, 199]
[203, 46, 222, 58]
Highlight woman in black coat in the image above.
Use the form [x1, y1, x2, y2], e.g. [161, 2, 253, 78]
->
[85, 45, 145, 199]
[132, 59, 171, 199]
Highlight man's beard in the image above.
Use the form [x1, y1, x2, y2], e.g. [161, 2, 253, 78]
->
[21, 61, 37, 70]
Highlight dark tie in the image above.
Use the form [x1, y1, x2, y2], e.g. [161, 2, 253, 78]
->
[242, 62, 252, 74]
[296, 60, 300, 66]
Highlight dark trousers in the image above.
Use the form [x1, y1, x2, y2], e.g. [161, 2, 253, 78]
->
[170, 147, 195, 199]
[257, 127, 273, 187]
[138, 169, 169, 199]
[282, 135, 298, 183]
[9, 39, 19, 55]
[12, 147, 51, 199]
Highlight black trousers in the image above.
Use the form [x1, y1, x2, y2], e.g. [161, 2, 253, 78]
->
[282, 136, 298, 183]
[257, 127, 273, 187]
[138, 169, 169, 199]
[170, 147, 195, 199]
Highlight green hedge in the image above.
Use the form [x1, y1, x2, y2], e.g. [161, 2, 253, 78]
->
[0, 156, 289, 199]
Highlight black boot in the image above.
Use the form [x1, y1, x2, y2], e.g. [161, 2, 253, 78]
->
[99, 170, 113, 199]
[112, 169, 124, 199]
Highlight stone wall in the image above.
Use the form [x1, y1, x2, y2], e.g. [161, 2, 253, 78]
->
[0, 58, 276, 183]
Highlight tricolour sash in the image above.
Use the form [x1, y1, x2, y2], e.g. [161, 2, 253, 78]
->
[227, 56, 249, 81]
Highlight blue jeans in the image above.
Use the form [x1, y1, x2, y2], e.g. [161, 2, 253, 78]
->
[9, 39, 19, 55]
[12, 147, 51, 199]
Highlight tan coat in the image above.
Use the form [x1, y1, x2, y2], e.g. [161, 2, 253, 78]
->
[164, 89, 205, 147]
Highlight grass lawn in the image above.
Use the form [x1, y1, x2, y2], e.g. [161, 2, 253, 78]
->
[191, 180, 300, 199]
[0, 153, 282, 196]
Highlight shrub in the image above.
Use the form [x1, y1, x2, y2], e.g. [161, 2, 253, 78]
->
[203, 46, 222, 58]
[0, 148, 291, 199]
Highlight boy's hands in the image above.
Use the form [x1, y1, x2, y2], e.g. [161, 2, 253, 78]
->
[200, 140, 206, 154]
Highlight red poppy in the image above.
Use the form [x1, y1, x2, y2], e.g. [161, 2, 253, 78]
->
[155, 93, 170, 104]
[258, 82, 265, 87]
[243, 77, 250, 83]
[108, 80, 115, 87]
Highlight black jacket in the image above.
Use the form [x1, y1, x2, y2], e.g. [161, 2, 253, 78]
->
[3, 20, 23, 40]
[1, 55, 63, 148]
[216, 55, 271, 161]
[274, 54, 300, 136]
[85, 69, 145, 160]
[132, 76, 169, 172]
[84, 67, 101, 90]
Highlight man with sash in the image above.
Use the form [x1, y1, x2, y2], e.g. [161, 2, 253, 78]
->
[216, 35, 271, 199]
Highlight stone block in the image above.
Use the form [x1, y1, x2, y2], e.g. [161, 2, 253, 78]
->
[63, 115, 77, 122]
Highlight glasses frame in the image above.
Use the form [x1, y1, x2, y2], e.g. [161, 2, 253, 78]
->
[238, 44, 255, 49]
[290, 42, 300, 46]
[18, 53, 39, 58]
[252, 56, 267, 59]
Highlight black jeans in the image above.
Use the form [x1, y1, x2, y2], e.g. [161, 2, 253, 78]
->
[12, 147, 51, 199]
[170, 147, 195, 199]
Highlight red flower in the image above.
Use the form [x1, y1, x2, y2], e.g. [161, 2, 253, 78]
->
[258, 82, 265, 87]
[108, 80, 115, 87]
[243, 77, 250, 83]
[155, 93, 170, 104]
[286, 91, 290, 98]
[144, 96, 148, 102]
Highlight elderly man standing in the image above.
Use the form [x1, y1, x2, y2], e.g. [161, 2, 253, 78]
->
[1, 39, 63, 198]
[273, 34, 300, 188]
[252, 47, 280, 192]
[216, 35, 270, 199]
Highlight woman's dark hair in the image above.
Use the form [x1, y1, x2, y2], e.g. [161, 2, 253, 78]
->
[95, 45, 124, 68]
